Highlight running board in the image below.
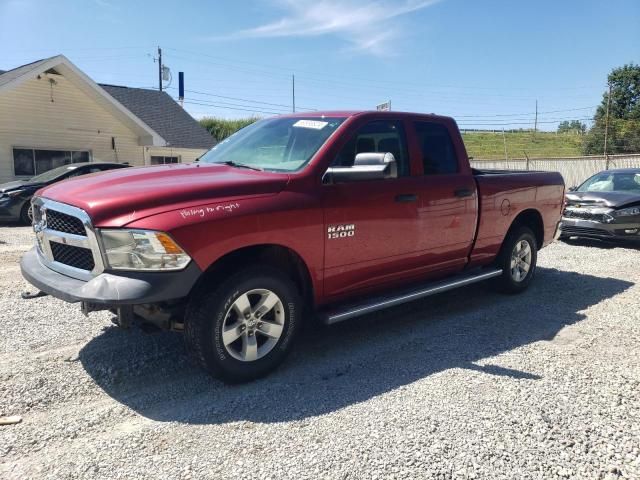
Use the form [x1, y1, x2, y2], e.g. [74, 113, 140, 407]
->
[321, 268, 503, 325]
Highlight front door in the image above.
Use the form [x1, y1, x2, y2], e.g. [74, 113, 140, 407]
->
[322, 119, 425, 299]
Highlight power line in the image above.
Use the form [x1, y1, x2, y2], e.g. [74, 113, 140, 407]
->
[163, 50, 601, 103]
[166, 86, 317, 111]
[163, 47, 603, 93]
[458, 117, 594, 126]
[453, 106, 598, 119]
[186, 97, 291, 113]
[165, 55, 598, 108]
[179, 99, 283, 116]
[457, 115, 594, 123]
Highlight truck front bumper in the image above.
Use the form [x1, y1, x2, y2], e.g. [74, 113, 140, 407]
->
[20, 247, 202, 305]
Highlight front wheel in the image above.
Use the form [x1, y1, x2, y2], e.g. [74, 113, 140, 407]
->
[493, 226, 538, 294]
[184, 266, 302, 383]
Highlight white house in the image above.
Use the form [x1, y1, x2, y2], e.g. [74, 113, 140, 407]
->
[0, 55, 215, 182]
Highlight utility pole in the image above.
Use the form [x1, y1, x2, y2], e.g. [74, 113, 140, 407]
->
[292, 74, 296, 113]
[533, 99, 538, 138]
[158, 46, 163, 92]
[502, 127, 508, 161]
[603, 83, 612, 168]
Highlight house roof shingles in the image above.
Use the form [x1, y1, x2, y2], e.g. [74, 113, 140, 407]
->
[99, 84, 215, 149]
[0, 58, 215, 150]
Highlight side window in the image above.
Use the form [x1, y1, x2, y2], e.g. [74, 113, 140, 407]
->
[67, 168, 86, 178]
[414, 122, 459, 175]
[12, 148, 91, 177]
[332, 120, 410, 177]
[150, 156, 180, 165]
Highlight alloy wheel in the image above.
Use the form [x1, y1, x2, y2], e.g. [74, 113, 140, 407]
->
[221, 288, 285, 362]
[510, 239, 532, 282]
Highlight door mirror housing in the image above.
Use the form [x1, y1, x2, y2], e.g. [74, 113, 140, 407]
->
[324, 152, 398, 183]
[568, 186, 578, 192]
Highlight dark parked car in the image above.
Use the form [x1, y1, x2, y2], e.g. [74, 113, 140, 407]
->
[0, 162, 128, 224]
[560, 168, 640, 242]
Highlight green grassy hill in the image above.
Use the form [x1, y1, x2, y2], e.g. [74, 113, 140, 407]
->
[198, 118, 586, 160]
[462, 130, 584, 159]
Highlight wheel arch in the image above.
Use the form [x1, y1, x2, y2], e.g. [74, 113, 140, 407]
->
[506, 208, 544, 249]
[195, 244, 315, 306]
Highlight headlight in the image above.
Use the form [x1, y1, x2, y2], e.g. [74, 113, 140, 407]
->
[1, 189, 24, 199]
[613, 206, 640, 217]
[99, 229, 191, 271]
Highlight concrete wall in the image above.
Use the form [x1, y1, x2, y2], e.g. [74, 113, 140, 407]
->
[471, 154, 640, 188]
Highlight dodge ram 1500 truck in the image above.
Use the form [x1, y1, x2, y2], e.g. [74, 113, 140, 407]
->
[21, 111, 565, 382]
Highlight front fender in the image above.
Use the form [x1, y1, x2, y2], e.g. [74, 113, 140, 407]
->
[125, 191, 325, 303]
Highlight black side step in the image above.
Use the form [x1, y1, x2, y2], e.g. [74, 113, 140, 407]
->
[320, 268, 502, 325]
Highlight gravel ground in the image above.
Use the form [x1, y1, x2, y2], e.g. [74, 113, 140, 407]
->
[0, 226, 639, 479]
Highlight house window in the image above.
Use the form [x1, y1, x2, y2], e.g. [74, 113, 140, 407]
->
[12, 148, 92, 177]
[150, 156, 180, 165]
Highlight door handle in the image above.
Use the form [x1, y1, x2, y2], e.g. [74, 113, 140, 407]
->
[454, 188, 473, 198]
[395, 193, 418, 203]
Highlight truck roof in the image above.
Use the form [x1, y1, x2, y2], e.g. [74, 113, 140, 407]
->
[277, 110, 456, 122]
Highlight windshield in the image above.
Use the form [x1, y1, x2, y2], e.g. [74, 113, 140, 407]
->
[30, 164, 78, 183]
[578, 171, 640, 193]
[199, 117, 346, 172]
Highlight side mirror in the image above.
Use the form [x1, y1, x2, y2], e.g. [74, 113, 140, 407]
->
[324, 152, 398, 183]
[568, 186, 577, 192]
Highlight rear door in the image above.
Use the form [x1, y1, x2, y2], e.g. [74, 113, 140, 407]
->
[409, 120, 478, 270]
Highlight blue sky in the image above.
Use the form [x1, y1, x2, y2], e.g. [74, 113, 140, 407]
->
[1, 0, 639, 130]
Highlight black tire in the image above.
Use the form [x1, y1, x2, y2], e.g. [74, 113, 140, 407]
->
[184, 266, 302, 383]
[493, 226, 538, 294]
[19, 201, 33, 225]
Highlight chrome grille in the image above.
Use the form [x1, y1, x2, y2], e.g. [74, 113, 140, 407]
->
[31, 197, 104, 281]
[50, 243, 95, 271]
[46, 210, 86, 236]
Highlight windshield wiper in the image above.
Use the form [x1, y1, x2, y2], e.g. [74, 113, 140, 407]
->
[221, 160, 263, 171]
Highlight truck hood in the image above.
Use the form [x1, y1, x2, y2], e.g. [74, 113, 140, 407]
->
[566, 191, 640, 209]
[38, 163, 289, 225]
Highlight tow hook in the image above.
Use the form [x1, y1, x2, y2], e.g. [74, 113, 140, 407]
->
[80, 302, 109, 317]
[21, 290, 48, 300]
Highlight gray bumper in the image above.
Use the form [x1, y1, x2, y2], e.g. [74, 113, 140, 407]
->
[20, 247, 201, 305]
[559, 218, 640, 241]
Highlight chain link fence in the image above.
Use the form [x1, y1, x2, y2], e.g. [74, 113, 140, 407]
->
[471, 154, 640, 188]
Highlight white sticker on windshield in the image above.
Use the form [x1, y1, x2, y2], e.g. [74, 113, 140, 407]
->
[293, 120, 328, 130]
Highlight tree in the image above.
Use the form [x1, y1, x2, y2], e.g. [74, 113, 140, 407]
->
[584, 64, 640, 155]
[558, 120, 586, 134]
[199, 117, 259, 142]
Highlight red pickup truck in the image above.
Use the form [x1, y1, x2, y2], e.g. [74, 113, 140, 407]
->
[21, 111, 564, 382]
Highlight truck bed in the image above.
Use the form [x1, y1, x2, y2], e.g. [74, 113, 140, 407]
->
[469, 169, 565, 267]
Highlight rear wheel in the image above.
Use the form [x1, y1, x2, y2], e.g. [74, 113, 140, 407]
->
[19, 202, 33, 225]
[493, 226, 537, 294]
[184, 266, 302, 383]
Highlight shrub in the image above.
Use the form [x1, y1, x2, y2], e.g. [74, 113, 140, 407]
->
[199, 117, 260, 142]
